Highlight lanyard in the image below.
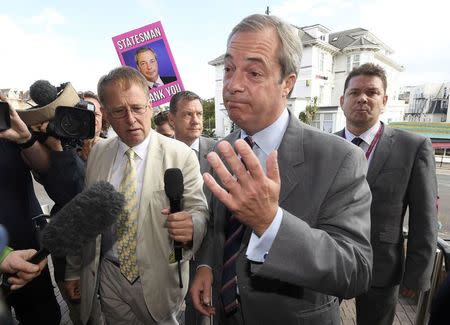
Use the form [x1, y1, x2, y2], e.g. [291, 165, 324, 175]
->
[344, 123, 384, 159]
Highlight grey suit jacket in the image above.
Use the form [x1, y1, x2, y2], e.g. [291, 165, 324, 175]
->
[336, 125, 438, 290]
[198, 136, 217, 174]
[67, 130, 209, 324]
[198, 110, 373, 325]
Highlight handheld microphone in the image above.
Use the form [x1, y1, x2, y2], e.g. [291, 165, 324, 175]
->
[1, 181, 125, 291]
[29, 80, 58, 107]
[164, 168, 184, 288]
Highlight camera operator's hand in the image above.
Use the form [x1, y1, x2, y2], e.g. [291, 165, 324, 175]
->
[0, 98, 32, 144]
[1, 249, 48, 290]
[32, 121, 63, 152]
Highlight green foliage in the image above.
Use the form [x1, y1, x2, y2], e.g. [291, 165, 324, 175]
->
[299, 97, 318, 125]
[202, 98, 216, 137]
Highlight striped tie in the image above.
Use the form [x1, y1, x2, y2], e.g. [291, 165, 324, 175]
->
[220, 136, 254, 315]
[116, 148, 139, 283]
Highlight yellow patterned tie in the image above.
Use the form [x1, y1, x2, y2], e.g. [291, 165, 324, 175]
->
[116, 148, 139, 283]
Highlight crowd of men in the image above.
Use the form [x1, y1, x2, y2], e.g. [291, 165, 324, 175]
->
[0, 13, 442, 325]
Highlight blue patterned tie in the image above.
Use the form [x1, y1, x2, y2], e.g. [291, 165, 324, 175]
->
[220, 136, 254, 315]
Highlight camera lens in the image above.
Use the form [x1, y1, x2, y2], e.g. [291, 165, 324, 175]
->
[60, 114, 86, 136]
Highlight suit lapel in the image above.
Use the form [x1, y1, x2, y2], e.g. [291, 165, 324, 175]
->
[96, 138, 118, 183]
[240, 112, 305, 246]
[277, 116, 305, 204]
[138, 131, 163, 233]
[367, 126, 394, 185]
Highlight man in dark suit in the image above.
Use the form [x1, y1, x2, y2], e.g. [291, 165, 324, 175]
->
[135, 47, 177, 89]
[336, 63, 438, 325]
[190, 14, 373, 325]
[169, 90, 216, 325]
[169, 90, 216, 174]
[0, 100, 61, 324]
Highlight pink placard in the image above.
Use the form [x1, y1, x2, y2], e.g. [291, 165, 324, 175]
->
[112, 21, 184, 108]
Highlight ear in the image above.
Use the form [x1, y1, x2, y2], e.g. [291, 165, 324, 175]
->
[168, 112, 175, 127]
[339, 95, 344, 108]
[282, 73, 297, 97]
[383, 95, 388, 106]
[100, 106, 110, 122]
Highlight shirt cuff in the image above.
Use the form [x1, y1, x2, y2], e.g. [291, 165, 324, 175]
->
[246, 207, 283, 262]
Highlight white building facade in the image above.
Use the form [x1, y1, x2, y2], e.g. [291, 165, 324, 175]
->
[209, 23, 405, 137]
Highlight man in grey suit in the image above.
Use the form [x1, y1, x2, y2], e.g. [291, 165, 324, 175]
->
[336, 63, 438, 325]
[190, 14, 373, 325]
[169, 90, 216, 325]
[169, 90, 216, 174]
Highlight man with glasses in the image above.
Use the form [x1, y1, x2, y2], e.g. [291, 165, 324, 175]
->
[65, 66, 209, 324]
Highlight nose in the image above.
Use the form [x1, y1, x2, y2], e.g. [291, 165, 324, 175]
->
[124, 109, 137, 125]
[357, 93, 368, 104]
[226, 70, 245, 94]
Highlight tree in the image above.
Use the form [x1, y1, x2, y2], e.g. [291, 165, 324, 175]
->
[299, 96, 318, 125]
[202, 98, 216, 137]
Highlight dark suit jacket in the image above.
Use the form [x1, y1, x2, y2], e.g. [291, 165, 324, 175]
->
[0, 139, 41, 250]
[198, 136, 217, 174]
[198, 110, 373, 325]
[336, 125, 438, 290]
[161, 75, 177, 84]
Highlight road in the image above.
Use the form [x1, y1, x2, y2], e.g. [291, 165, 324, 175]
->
[437, 172, 450, 238]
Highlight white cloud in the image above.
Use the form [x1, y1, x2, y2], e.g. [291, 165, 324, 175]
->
[273, 0, 352, 23]
[30, 8, 66, 32]
[359, 0, 450, 84]
[0, 13, 113, 94]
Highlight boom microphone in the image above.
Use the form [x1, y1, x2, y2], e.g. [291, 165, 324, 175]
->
[37, 181, 125, 259]
[164, 168, 184, 288]
[1, 181, 125, 292]
[29, 80, 58, 107]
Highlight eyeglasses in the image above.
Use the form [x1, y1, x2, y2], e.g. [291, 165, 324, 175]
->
[108, 105, 148, 119]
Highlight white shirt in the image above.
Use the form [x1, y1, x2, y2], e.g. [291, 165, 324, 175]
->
[103, 133, 151, 261]
[344, 121, 381, 165]
[243, 109, 289, 263]
[189, 137, 200, 153]
[147, 76, 164, 89]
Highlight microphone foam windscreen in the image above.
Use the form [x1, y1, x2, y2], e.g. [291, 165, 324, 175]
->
[29, 80, 58, 106]
[164, 168, 184, 200]
[42, 181, 125, 256]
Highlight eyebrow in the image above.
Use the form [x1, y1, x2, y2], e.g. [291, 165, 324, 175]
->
[224, 53, 266, 66]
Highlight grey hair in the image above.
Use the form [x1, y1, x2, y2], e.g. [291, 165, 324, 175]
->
[97, 66, 149, 105]
[228, 14, 302, 81]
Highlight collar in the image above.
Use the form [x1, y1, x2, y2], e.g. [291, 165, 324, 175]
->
[117, 132, 151, 161]
[345, 121, 381, 146]
[147, 76, 164, 88]
[189, 137, 200, 152]
[241, 109, 289, 155]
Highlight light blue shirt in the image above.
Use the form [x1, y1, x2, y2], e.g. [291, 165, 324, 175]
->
[242, 109, 289, 263]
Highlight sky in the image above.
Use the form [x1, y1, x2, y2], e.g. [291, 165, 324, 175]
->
[0, 0, 449, 100]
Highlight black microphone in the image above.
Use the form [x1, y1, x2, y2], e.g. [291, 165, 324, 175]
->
[29, 80, 58, 107]
[1, 181, 125, 291]
[164, 168, 184, 288]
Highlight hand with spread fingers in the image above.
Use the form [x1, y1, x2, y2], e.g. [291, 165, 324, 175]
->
[203, 139, 280, 236]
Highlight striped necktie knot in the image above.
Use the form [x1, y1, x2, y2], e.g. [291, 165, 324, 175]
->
[244, 136, 255, 149]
